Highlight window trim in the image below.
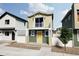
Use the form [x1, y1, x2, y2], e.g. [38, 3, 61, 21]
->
[44, 30, 48, 37]
[5, 32, 9, 36]
[35, 17, 43, 27]
[77, 10, 79, 22]
[5, 19, 10, 25]
[30, 31, 35, 36]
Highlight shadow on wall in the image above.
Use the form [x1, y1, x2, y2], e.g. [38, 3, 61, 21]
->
[52, 34, 72, 47]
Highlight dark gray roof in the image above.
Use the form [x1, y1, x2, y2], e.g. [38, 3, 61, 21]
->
[62, 9, 72, 22]
[0, 12, 28, 22]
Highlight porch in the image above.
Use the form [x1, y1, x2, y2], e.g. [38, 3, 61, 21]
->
[29, 30, 49, 45]
[0, 28, 15, 41]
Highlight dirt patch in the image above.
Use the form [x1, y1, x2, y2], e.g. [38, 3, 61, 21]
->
[0, 40, 13, 44]
[7, 43, 41, 50]
[52, 46, 79, 55]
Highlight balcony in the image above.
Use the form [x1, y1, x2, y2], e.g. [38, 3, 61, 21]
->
[35, 23, 43, 27]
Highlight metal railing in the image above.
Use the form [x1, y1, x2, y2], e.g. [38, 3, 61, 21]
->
[35, 23, 43, 27]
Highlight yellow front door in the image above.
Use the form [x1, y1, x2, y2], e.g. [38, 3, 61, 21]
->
[37, 31, 43, 44]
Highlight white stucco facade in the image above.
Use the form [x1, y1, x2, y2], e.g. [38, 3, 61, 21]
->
[0, 12, 28, 43]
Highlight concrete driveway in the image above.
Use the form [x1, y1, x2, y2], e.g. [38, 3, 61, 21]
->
[0, 43, 75, 56]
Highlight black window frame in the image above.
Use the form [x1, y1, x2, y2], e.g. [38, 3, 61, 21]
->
[44, 30, 48, 37]
[5, 20, 10, 24]
[29, 30, 35, 36]
[35, 17, 43, 27]
[5, 32, 9, 36]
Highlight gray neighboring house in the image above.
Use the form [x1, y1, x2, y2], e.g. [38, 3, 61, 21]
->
[62, 3, 79, 47]
[0, 12, 28, 43]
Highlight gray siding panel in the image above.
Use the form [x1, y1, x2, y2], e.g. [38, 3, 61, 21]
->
[29, 36, 36, 42]
[73, 30, 79, 47]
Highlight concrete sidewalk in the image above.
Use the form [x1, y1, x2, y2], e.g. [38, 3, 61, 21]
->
[0, 44, 75, 56]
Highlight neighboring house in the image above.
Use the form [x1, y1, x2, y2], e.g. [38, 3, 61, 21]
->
[62, 3, 79, 47]
[28, 12, 53, 46]
[0, 12, 28, 43]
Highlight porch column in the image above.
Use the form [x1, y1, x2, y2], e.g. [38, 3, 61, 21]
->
[48, 29, 52, 46]
[25, 29, 29, 43]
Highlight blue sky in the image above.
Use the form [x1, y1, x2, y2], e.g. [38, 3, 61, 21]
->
[0, 3, 72, 29]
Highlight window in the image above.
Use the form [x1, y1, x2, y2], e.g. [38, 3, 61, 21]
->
[5, 20, 10, 24]
[77, 13, 79, 21]
[44, 31, 48, 37]
[5, 32, 9, 36]
[30, 31, 35, 36]
[77, 10, 79, 22]
[35, 17, 43, 27]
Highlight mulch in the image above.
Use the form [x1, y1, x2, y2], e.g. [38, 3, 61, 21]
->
[52, 46, 79, 55]
[7, 42, 41, 50]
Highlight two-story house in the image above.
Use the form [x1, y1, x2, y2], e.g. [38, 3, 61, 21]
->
[28, 12, 53, 46]
[62, 3, 79, 47]
[0, 12, 28, 43]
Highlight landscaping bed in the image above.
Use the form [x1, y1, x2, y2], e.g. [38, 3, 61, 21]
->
[52, 46, 79, 55]
[7, 42, 41, 50]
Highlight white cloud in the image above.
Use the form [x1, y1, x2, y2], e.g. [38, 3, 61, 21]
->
[0, 8, 5, 16]
[28, 3, 54, 13]
[20, 10, 29, 16]
[20, 3, 54, 16]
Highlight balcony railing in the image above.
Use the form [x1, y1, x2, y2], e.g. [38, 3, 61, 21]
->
[35, 23, 43, 27]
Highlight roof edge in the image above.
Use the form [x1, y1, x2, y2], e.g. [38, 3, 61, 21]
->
[62, 9, 72, 22]
[28, 12, 53, 18]
[0, 11, 28, 22]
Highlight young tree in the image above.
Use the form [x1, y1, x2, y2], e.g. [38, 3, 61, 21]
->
[60, 28, 72, 52]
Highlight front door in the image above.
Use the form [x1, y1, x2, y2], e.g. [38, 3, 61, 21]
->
[37, 31, 43, 44]
[12, 32, 15, 40]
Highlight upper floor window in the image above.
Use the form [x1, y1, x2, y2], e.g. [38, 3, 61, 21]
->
[5, 20, 10, 24]
[77, 10, 79, 22]
[35, 17, 43, 27]
[68, 15, 71, 21]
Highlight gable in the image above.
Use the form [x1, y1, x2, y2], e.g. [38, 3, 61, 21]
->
[0, 12, 27, 23]
[28, 12, 53, 18]
[0, 14, 16, 20]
